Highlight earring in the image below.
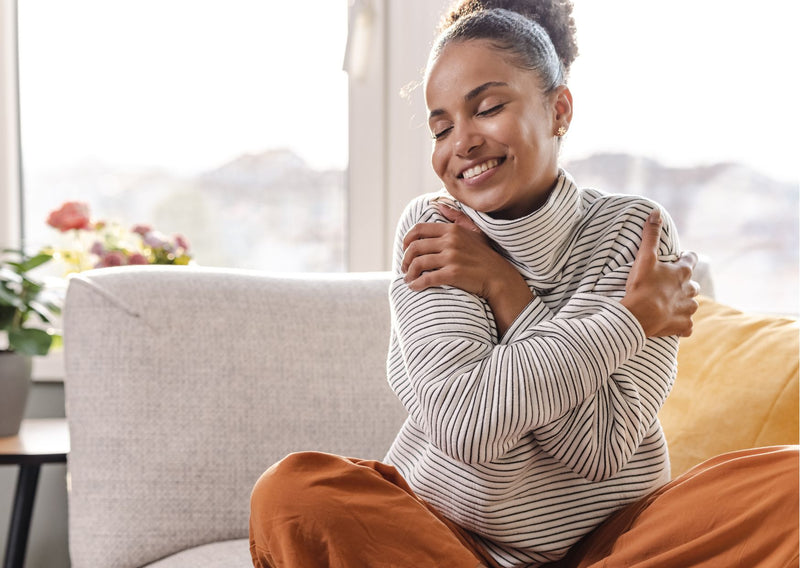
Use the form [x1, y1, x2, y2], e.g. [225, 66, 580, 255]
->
[556, 126, 567, 137]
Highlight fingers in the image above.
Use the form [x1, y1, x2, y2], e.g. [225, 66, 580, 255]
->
[402, 222, 448, 250]
[676, 297, 700, 337]
[401, 235, 443, 273]
[634, 208, 663, 267]
[678, 250, 699, 269]
[404, 253, 447, 286]
[435, 203, 482, 233]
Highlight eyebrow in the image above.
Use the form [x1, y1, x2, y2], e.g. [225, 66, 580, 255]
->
[428, 81, 509, 120]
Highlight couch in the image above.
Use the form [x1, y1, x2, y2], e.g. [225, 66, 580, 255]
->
[62, 264, 798, 567]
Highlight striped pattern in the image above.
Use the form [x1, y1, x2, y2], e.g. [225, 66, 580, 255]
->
[384, 171, 680, 567]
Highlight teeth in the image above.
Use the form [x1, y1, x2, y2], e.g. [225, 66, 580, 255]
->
[462, 159, 500, 180]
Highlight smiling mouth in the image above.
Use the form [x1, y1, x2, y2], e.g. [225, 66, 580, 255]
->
[460, 158, 504, 180]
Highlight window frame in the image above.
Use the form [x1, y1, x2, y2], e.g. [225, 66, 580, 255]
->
[1, 0, 22, 252]
[346, 0, 448, 271]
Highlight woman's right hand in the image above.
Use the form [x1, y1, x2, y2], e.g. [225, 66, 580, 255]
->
[401, 202, 534, 337]
[620, 209, 700, 337]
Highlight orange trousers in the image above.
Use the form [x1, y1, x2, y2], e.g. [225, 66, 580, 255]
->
[249, 446, 799, 568]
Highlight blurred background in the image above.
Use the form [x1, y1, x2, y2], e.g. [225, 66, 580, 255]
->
[8, 0, 799, 315]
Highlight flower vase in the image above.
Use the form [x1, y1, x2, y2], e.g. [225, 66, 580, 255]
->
[0, 351, 32, 437]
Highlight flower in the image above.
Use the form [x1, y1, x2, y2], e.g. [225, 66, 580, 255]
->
[128, 252, 149, 265]
[46, 201, 92, 232]
[96, 250, 126, 268]
[46, 202, 193, 273]
[131, 224, 152, 236]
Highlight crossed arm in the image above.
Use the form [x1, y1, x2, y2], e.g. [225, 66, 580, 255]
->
[402, 201, 699, 338]
[390, 199, 700, 476]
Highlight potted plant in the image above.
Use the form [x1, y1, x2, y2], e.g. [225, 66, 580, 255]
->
[0, 249, 61, 436]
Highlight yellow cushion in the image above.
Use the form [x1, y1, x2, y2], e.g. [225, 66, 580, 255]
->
[659, 296, 799, 478]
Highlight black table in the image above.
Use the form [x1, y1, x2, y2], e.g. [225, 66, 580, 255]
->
[0, 419, 69, 568]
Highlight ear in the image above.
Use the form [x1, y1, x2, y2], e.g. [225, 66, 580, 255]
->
[552, 85, 573, 133]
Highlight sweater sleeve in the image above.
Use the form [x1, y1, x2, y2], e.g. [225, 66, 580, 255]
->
[524, 208, 681, 481]
[387, 196, 652, 467]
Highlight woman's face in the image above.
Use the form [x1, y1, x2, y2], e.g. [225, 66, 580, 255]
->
[425, 39, 571, 219]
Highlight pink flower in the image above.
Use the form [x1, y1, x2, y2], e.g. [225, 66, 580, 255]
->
[143, 231, 169, 250]
[173, 234, 190, 251]
[128, 252, 149, 265]
[131, 224, 152, 236]
[96, 251, 126, 268]
[47, 202, 91, 232]
[89, 241, 105, 256]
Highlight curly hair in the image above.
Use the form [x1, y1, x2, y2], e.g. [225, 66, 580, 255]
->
[432, 0, 579, 86]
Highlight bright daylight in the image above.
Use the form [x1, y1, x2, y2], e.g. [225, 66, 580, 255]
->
[0, 1, 797, 567]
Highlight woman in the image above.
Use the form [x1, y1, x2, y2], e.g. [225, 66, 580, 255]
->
[250, 1, 797, 566]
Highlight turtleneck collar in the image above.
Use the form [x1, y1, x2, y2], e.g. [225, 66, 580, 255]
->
[450, 170, 583, 287]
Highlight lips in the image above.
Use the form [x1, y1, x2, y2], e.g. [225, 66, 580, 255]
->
[459, 157, 504, 180]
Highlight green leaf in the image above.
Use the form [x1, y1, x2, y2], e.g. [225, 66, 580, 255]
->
[8, 328, 53, 356]
[29, 300, 56, 324]
[18, 252, 53, 272]
[0, 267, 22, 284]
[0, 304, 14, 329]
[0, 286, 24, 309]
[20, 276, 43, 295]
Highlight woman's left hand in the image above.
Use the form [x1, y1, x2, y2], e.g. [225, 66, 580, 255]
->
[402, 202, 534, 336]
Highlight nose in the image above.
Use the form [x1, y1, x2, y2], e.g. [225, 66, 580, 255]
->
[453, 122, 483, 157]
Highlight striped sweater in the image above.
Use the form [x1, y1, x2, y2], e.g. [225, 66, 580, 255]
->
[384, 171, 680, 567]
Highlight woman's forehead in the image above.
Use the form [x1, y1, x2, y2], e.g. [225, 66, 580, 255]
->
[424, 41, 541, 106]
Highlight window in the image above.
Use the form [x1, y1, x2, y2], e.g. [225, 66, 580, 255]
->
[4, 0, 798, 314]
[367, 0, 798, 315]
[17, 0, 349, 272]
[559, 0, 798, 315]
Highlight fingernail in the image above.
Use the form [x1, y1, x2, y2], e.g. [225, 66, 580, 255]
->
[648, 209, 662, 224]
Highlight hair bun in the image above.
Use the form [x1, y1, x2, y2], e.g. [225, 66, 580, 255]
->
[440, 0, 578, 73]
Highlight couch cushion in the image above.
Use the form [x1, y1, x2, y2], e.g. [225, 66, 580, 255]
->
[660, 296, 799, 477]
[143, 539, 250, 567]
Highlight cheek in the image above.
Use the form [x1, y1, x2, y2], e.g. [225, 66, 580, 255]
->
[431, 145, 448, 181]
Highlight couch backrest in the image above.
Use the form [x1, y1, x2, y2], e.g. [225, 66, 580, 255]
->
[63, 266, 405, 568]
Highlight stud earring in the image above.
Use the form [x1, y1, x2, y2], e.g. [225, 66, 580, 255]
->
[556, 126, 567, 137]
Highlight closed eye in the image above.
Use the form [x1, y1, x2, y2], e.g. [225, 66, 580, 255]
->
[477, 103, 504, 117]
[432, 126, 453, 140]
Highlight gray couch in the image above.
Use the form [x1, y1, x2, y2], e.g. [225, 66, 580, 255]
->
[63, 262, 721, 567]
[63, 266, 406, 567]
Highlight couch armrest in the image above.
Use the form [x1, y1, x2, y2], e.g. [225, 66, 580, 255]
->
[63, 266, 404, 568]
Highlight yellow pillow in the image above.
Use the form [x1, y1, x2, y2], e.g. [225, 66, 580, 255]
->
[659, 296, 799, 478]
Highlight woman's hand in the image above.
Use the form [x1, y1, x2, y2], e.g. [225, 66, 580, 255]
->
[620, 209, 700, 337]
[402, 202, 533, 337]
[403, 202, 700, 339]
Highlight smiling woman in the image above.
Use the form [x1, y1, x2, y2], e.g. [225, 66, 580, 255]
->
[380, 0, 799, 315]
[248, 2, 797, 566]
[426, 46, 572, 219]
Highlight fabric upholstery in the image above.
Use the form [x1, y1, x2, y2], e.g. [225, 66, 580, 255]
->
[143, 539, 250, 567]
[64, 260, 790, 567]
[660, 296, 800, 477]
[63, 266, 404, 568]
